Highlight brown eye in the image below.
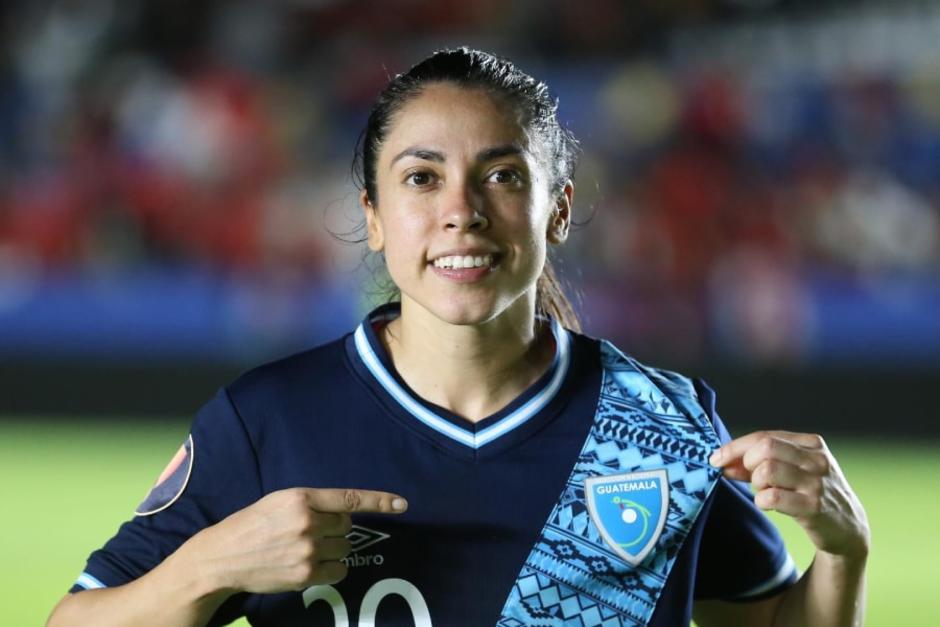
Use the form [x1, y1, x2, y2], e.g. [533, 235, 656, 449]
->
[487, 169, 522, 185]
[405, 171, 435, 186]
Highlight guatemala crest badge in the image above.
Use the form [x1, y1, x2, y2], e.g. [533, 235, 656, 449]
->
[585, 469, 669, 566]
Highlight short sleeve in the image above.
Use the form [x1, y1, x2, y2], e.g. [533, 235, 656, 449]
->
[68, 388, 262, 621]
[692, 379, 799, 601]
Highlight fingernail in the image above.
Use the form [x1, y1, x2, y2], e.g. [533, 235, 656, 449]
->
[392, 498, 407, 511]
[709, 450, 721, 466]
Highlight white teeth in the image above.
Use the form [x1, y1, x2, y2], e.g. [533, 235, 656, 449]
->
[432, 254, 494, 269]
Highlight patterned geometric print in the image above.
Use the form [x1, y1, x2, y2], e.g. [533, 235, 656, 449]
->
[497, 341, 723, 626]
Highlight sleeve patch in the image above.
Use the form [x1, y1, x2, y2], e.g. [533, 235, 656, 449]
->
[135, 435, 194, 516]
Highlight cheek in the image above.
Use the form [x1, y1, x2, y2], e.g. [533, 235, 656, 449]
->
[510, 204, 551, 255]
[380, 211, 431, 273]
[501, 212, 549, 285]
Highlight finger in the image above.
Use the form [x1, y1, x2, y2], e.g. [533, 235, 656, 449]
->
[709, 431, 768, 468]
[314, 536, 352, 562]
[754, 487, 818, 517]
[745, 436, 831, 477]
[710, 430, 827, 468]
[309, 512, 352, 538]
[750, 458, 806, 491]
[304, 560, 349, 587]
[719, 461, 752, 483]
[741, 436, 808, 473]
[304, 488, 408, 514]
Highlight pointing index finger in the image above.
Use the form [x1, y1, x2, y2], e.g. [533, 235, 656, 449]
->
[304, 488, 408, 514]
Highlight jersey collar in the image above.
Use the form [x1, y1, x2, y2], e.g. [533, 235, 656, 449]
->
[349, 303, 571, 451]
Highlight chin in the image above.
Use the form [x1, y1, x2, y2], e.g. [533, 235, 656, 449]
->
[417, 290, 533, 329]
[429, 302, 500, 327]
[398, 277, 535, 328]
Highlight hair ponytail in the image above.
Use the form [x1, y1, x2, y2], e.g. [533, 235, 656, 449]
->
[537, 258, 581, 332]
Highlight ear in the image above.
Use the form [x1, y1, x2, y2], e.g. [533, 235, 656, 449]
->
[547, 180, 573, 245]
[362, 190, 384, 252]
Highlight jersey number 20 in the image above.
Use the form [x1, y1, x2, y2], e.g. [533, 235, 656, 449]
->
[303, 578, 432, 626]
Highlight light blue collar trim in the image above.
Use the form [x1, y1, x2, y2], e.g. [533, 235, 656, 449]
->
[353, 316, 571, 449]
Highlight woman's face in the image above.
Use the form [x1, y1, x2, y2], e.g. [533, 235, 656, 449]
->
[364, 83, 571, 328]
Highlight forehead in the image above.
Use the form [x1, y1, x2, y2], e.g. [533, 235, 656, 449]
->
[380, 83, 534, 163]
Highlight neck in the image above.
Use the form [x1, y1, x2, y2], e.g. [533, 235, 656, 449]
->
[380, 298, 556, 424]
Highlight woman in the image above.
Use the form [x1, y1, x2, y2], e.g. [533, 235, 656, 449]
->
[48, 48, 869, 626]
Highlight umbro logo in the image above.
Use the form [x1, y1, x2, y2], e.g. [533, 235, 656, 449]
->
[343, 525, 390, 567]
[347, 525, 390, 552]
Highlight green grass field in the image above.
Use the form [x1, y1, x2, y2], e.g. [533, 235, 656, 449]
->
[2, 418, 937, 626]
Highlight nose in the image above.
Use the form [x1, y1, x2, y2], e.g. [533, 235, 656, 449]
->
[442, 182, 489, 232]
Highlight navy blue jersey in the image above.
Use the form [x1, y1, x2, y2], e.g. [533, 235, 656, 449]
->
[71, 305, 797, 626]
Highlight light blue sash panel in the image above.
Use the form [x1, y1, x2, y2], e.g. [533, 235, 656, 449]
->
[497, 341, 723, 626]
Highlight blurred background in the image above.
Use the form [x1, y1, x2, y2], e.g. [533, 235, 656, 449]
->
[1, 0, 937, 624]
[1, 0, 939, 429]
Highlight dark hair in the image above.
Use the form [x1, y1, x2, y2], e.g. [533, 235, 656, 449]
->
[353, 47, 582, 331]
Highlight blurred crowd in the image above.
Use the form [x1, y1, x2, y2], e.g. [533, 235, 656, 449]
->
[1, 0, 938, 365]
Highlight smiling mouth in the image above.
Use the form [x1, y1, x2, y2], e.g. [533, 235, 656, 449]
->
[430, 253, 495, 269]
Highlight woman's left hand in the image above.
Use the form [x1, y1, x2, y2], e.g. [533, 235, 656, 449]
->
[709, 430, 870, 560]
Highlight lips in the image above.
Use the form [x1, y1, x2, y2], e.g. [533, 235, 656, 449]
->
[428, 250, 499, 283]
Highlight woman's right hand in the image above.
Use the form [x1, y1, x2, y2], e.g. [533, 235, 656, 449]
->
[186, 487, 408, 595]
[47, 488, 408, 627]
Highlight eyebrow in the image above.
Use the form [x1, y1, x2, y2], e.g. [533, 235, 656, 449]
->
[389, 147, 444, 167]
[388, 144, 525, 169]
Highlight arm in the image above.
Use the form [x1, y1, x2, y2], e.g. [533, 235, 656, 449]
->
[770, 548, 867, 626]
[47, 533, 231, 627]
[47, 488, 407, 627]
[695, 431, 869, 627]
